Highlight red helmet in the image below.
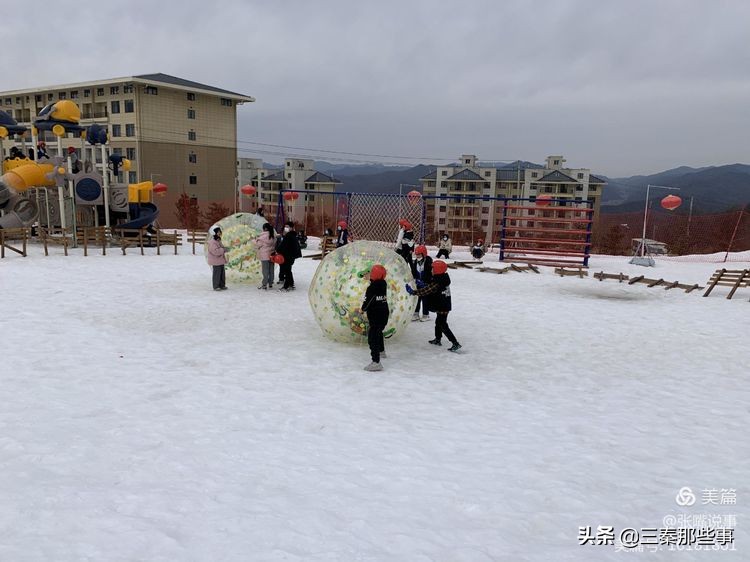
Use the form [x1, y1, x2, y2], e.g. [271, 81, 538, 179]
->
[433, 260, 448, 274]
[398, 219, 412, 230]
[370, 264, 386, 280]
[415, 245, 427, 256]
[337, 221, 347, 229]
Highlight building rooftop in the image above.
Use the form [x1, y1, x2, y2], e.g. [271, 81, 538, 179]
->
[305, 171, 341, 183]
[536, 170, 579, 183]
[420, 170, 437, 180]
[0, 73, 255, 103]
[589, 174, 607, 184]
[445, 168, 486, 181]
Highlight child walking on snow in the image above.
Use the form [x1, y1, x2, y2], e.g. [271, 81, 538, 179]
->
[411, 245, 432, 322]
[254, 223, 276, 290]
[406, 260, 461, 352]
[207, 227, 228, 291]
[362, 264, 389, 371]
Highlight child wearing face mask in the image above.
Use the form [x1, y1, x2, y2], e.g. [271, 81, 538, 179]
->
[410, 245, 432, 321]
[436, 233, 452, 259]
[276, 221, 302, 290]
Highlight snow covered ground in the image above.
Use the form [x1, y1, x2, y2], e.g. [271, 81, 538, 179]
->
[1, 242, 748, 561]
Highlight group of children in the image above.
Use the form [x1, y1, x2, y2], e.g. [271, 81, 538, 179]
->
[209, 219, 462, 372]
[206, 221, 302, 292]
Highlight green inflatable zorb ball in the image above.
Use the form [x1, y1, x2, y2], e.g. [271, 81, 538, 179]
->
[308, 240, 417, 343]
[205, 213, 268, 283]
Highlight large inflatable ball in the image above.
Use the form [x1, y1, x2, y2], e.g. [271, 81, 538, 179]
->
[205, 213, 268, 283]
[308, 240, 417, 343]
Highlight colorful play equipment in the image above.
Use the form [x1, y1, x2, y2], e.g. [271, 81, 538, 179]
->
[0, 100, 165, 238]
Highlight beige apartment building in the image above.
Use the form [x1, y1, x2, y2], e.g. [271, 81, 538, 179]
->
[0, 73, 253, 226]
[237, 157, 341, 230]
[420, 154, 606, 243]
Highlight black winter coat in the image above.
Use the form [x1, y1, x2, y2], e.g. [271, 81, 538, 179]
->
[362, 279, 389, 324]
[412, 272, 452, 312]
[411, 256, 433, 284]
[278, 231, 302, 260]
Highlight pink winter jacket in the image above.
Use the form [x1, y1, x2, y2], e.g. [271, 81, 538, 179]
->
[254, 234, 276, 261]
[207, 237, 227, 266]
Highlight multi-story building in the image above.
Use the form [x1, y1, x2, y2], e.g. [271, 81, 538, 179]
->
[237, 157, 341, 231]
[0, 73, 254, 226]
[420, 154, 606, 243]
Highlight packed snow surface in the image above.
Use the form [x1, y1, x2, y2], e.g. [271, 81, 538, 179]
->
[1, 243, 748, 561]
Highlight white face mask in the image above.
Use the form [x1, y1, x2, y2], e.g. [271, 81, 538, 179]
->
[284, 227, 291, 233]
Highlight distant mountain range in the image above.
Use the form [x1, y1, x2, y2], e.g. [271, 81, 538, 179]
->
[265, 160, 750, 213]
[601, 164, 750, 213]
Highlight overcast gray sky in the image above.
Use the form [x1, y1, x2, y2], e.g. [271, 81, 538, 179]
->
[3, 0, 749, 176]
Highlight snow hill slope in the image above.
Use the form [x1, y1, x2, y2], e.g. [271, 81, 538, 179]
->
[1, 245, 748, 561]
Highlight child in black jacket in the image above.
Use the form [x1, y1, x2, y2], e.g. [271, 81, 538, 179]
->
[406, 260, 461, 352]
[410, 245, 433, 321]
[361, 264, 389, 371]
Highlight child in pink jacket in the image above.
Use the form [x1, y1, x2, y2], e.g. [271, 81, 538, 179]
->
[207, 227, 227, 291]
[254, 223, 277, 290]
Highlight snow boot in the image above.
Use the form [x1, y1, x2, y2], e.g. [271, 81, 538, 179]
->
[428, 338, 442, 346]
[420, 314, 430, 322]
[448, 343, 462, 353]
[364, 362, 383, 372]
[412, 312, 420, 321]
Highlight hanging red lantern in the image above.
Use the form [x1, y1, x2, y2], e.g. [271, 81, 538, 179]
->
[660, 194, 682, 211]
[406, 190, 422, 205]
[152, 183, 168, 197]
[271, 253, 285, 265]
[240, 184, 256, 196]
[283, 191, 299, 201]
[535, 195, 552, 206]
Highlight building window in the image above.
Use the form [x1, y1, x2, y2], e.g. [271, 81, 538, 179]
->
[84, 89, 90, 98]
[576, 185, 583, 191]
[287, 173, 292, 178]
[439, 218, 445, 225]
[111, 124, 121, 137]
[112, 148, 122, 156]
[124, 99, 134, 113]
[70, 90, 79, 99]
[126, 148, 136, 160]
[187, 109, 196, 119]
[441, 170, 447, 176]
[144, 86, 158, 95]
[125, 124, 135, 137]
[3, 98, 9, 105]
[189, 175, 197, 185]
[35, 94, 42, 102]
[123, 84, 134, 94]
[111, 100, 120, 114]
[187, 93, 195, 101]
[128, 171, 137, 183]
[484, 171, 491, 177]
[188, 153, 197, 163]
[531, 172, 538, 178]
[46, 93, 54, 101]
[220, 98, 233, 106]
[110, 86, 119, 95]
[577, 173, 584, 179]
[188, 131, 196, 141]
[481, 219, 489, 226]
[554, 160, 559, 165]
[58, 92, 67, 100]
[96, 88, 104, 96]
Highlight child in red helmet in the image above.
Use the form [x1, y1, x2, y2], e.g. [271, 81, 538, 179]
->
[361, 264, 389, 371]
[336, 221, 349, 247]
[406, 260, 461, 352]
[471, 238, 485, 260]
[411, 245, 433, 321]
[395, 219, 415, 267]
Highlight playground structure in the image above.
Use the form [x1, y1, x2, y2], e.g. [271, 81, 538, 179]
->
[0, 101, 166, 243]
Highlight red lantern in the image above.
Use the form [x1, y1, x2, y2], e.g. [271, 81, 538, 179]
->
[152, 183, 168, 197]
[660, 195, 682, 211]
[283, 191, 299, 201]
[240, 184, 256, 196]
[535, 195, 552, 206]
[271, 253, 285, 265]
[406, 190, 422, 205]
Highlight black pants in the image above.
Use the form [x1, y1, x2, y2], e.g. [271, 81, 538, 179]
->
[212, 265, 226, 289]
[436, 249, 450, 259]
[367, 311, 388, 363]
[415, 297, 429, 315]
[435, 312, 457, 344]
[280, 259, 295, 288]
